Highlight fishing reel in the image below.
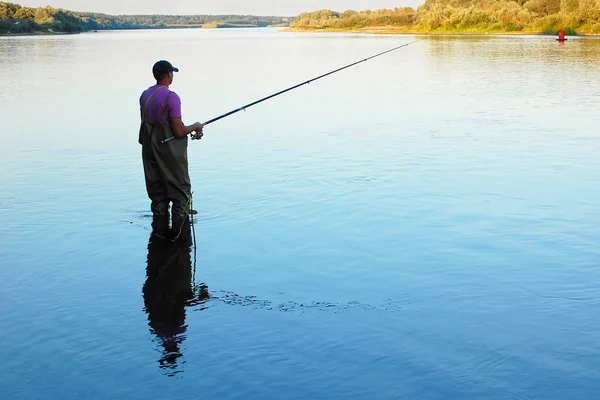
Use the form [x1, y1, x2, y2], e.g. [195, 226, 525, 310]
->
[191, 130, 203, 140]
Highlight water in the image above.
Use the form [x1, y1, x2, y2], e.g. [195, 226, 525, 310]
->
[1, 28, 600, 399]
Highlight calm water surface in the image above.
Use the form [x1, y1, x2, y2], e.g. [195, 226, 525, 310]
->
[1, 28, 600, 399]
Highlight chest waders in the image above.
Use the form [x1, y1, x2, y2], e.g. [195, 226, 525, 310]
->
[140, 87, 192, 240]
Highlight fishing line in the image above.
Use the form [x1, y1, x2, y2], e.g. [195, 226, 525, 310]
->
[162, 37, 424, 144]
[190, 195, 197, 291]
[155, 37, 425, 282]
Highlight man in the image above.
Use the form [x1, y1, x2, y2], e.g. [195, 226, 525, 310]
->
[139, 60, 203, 239]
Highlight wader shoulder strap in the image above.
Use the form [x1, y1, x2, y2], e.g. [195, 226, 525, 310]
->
[139, 87, 169, 145]
[161, 92, 173, 125]
[141, 86, 165, 122]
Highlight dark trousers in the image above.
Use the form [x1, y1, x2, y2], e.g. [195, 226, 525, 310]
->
[141, 123, 192, 231]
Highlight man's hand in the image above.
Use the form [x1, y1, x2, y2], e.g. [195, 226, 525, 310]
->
[191, 122, 204, 140]
[169, 118, 204, 139]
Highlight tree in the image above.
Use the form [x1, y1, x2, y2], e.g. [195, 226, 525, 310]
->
[0, 2, 21, 19]
[561, 0, 579, 12]
[13, 6, 34, 19]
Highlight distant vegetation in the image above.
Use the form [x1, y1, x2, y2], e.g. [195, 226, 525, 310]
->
[3, 0, 599, 36]
[290, 0, 600, 35]
[0, 2, 290, 34]
[76, 13, 290, 31]
[0, 2, 81, 33]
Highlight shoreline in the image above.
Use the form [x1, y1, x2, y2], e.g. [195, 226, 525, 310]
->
[2, 27, 599, 38]
[0, 25, 283, 37]
[0, 31, 80, 37]
[286, 27, 600, 37]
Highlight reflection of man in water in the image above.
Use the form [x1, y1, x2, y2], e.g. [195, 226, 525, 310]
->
[143, 230, 208, 376]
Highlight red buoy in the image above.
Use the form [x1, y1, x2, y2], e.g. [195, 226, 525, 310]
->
[557, 29, 567, 41]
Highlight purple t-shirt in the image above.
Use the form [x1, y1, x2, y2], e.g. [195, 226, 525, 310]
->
[139, 84, 182, 125]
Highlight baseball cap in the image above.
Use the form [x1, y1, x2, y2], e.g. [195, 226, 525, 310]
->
[153, 60, 179, 73]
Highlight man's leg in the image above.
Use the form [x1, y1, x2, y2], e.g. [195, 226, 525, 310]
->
[151, 134, 192, 240]
[143, 145, 170, 232]
[169, 184, 192, 241]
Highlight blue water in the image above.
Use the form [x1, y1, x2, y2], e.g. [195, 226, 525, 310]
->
[1, 29, 600, 399]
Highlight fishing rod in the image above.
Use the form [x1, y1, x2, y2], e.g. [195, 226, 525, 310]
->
[162, 38, 424, 144]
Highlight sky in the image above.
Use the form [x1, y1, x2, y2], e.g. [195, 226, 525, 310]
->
[17, 1, 424, 16]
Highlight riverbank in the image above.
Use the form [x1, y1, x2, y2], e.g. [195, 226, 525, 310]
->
[0, 25, 288, 37]
[286, 26, 600, 37]
[0, 30, 79, 36]
[286, 26, 539, 35]
[4, 26, 599, 38]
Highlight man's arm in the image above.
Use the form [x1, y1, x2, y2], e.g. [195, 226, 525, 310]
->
[167, 92, 202, 138]
[169, 117, 203, 138]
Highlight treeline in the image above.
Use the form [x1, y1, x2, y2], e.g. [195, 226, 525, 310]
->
[0, 2, 290, 34]
[290, 0, 600, 34]
[76, 13, 290, 31]
[0, 2, 81, 33]
[291, 8, 417, 29]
